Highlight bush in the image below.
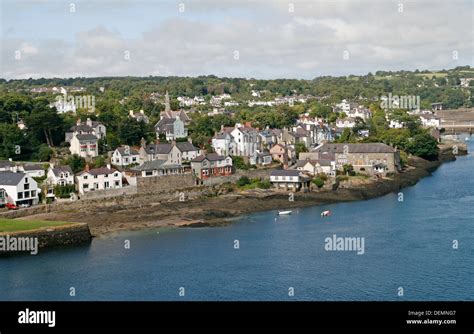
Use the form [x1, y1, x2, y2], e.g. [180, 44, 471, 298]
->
[236, 176, 251, 187]
[317, 173, 328, 181]
[336, 175, 349, 182]
[312, 177, 325, 188]
[54, 185, 76, 199]
[257, 179, 272, 189]
[233, 156, 249, 170]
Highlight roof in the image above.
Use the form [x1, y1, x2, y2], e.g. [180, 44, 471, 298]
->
[176, 142, 199, 152]
[51, 166, 73, 177]
[116, 146, 139, 156]
[0, 171, 26, 185]
[22, 165, 44, 171]
[314, 143, 396, 154]
[191, 153, 227, 162]
[373, 163, 387, 168]
[270, 169, 300, 177]
[75, 134, 98, 141]
[0, 160, 14, 168]
[132, 160, 182, 171]
[77, 167, 119, 176]
[145, 143, 173, 155]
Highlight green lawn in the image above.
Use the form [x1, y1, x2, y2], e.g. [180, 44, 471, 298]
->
[0, 219, 72, 233]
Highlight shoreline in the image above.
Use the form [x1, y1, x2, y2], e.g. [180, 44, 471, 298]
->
[12, 144, 465, 237]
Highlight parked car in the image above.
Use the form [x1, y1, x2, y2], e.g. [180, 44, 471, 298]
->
[6, 203, 18, 210]
[18, 203, 30, 208]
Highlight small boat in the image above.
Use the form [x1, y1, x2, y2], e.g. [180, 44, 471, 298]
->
[278, 210, 292, 215]
[321, 210, 331, 217]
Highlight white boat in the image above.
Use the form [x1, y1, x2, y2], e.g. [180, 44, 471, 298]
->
[321, 210, 331, 217]
[278, 210, 292, 215]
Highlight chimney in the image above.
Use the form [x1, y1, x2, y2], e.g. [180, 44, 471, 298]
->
[155, 138, 160, 145]
[140, 109, 144, 115]
[188, 137, 193, 143]
[86, 118, 92, 127]
[76, 118, 82, 126]
[106, 163, 111, 170]
[245, 121, 252, 127]
[220, 124, 224, 131]
[129, 110, 134, 116]
[85, 164, 90, 172]
[171, 140, 176, 146]
[140, 137, 146, 148]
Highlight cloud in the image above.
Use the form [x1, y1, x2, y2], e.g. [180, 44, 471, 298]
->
[0, 0, 472, 79]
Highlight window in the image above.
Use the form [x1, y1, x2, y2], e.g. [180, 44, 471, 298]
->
[84, 175, 88, 179]
[18, 192, 23, 199]
[114, 173, 118, 177]
[25, 177, 29, 184]
[94, 175, 98, 179]
[104, 181, 109, 188]
[83, 184, 89, 189]
[114, 181, 120, 186]
[31, 190, 36, 197]
[105, 174, 108, 178]
[24, 183, 29, 190]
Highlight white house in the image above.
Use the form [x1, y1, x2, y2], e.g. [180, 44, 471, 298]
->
[19, 165, 45, 178]
[70, 133, 99, 158]
[296, 159, 335, 176]
[212, 129, 234, 156]
[75, 165, 123, 195]
[269, 169, 311, 191]
[230, 123, 259, 157]
[336, 117, 356, 128]
[139, 142, 183, 165]
[66, 118, 106, 143]
[0, 171, 39, 206]
[111, 146, 140, 167]
[47, 165, 74, 186]
[176, 141, 202, 161]
[419, 114, 441, 128]
[131, 160, 184, 178]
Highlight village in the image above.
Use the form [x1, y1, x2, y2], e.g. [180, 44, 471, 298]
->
[0, 87, 459, 211]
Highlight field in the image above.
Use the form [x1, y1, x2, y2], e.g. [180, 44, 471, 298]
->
[0, 219, 72, 233]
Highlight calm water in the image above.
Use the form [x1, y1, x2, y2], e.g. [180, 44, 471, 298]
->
[1, 139, 473, 301]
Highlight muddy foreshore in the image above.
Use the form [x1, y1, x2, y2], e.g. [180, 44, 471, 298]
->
[17, 145, 465, 237]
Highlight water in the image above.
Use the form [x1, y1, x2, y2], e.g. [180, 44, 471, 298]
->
[1, 140, 473, 301]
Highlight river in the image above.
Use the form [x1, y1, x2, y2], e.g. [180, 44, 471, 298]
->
[1, 139, 473, 301]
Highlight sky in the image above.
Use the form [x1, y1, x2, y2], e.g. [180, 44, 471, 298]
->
[0, 0, 473, 79]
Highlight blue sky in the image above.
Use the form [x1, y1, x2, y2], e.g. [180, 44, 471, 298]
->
[1, 0, 473, 79]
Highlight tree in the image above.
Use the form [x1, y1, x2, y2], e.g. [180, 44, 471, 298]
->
[35, 144, 53, 162]
[295, 142, 308, 157]
[118, 119, 147, 146]
[312, 177, 325, 188]
[236, 176, 251, 186]
[66, 154, 86, 173]
[406, 132, 439, 160]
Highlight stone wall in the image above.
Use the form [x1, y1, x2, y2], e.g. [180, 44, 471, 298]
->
[80, 186, 138, 200]
[0, 223, 92, 256]
[137, 174, 196, 193]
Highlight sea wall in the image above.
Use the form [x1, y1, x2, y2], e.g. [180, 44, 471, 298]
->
[0, 223, 92, 256]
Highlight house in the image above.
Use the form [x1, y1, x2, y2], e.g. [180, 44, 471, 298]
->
[75, 165, 123, 195]
[190, 154, 233, 180]
[130, 160, 184, 178]
[70, 133, 99, 158]
[258, 129, 277, 149]
[336, 117, 356, 128]
[389, 119, 405, 129]
[47, 165, 74, 186]
[155, 117, 188, 141]
[313, 143, 400, 175]
[129, 110, 150, 124]
[0, 171, 39, 206]
[296, 159, 335, 176]
[176, 141, 202, 161]
[270, 144, 296, 165]
[0, 160, 15, 172]
[269, 169, 311, 191]
[419, 114, 441, 128]
[155, 91, 190, 140]
[66, 118, 106, 143]
[251, 151, 272, 166]
[212, 126, 234, 156]
[139, 142, 182, 165]
[431, 103, 443, 111]
[19, 165, 45, 178]
[230, 123, 259, 157]
[111, 146, 140, 167]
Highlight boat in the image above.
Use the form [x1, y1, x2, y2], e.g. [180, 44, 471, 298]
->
[278, 210, 292, 215]
[321, 210, 331, 217]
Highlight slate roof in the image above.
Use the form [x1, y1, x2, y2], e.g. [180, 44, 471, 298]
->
[116, 146, 139, 156]
[75, 134, 98, 141]
[176, 142, 199, 152]
[314, 143, 396, 154]
[191, 153, 227, 162]
[270, 169, 300, 177]
[0, 171, 26, 185]
[22, 165, 44, 171]
[144, 144, 173, 155]
[77, 167, 118, 176]
[51, 166, 73, 177]
[132, 160, 182, 171]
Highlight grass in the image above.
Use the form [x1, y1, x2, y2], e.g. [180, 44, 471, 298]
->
[414, 72, 448, 79]
[0, 219, 72, 233]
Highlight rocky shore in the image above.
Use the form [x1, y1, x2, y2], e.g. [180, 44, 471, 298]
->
[15, 144, 466, 237]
